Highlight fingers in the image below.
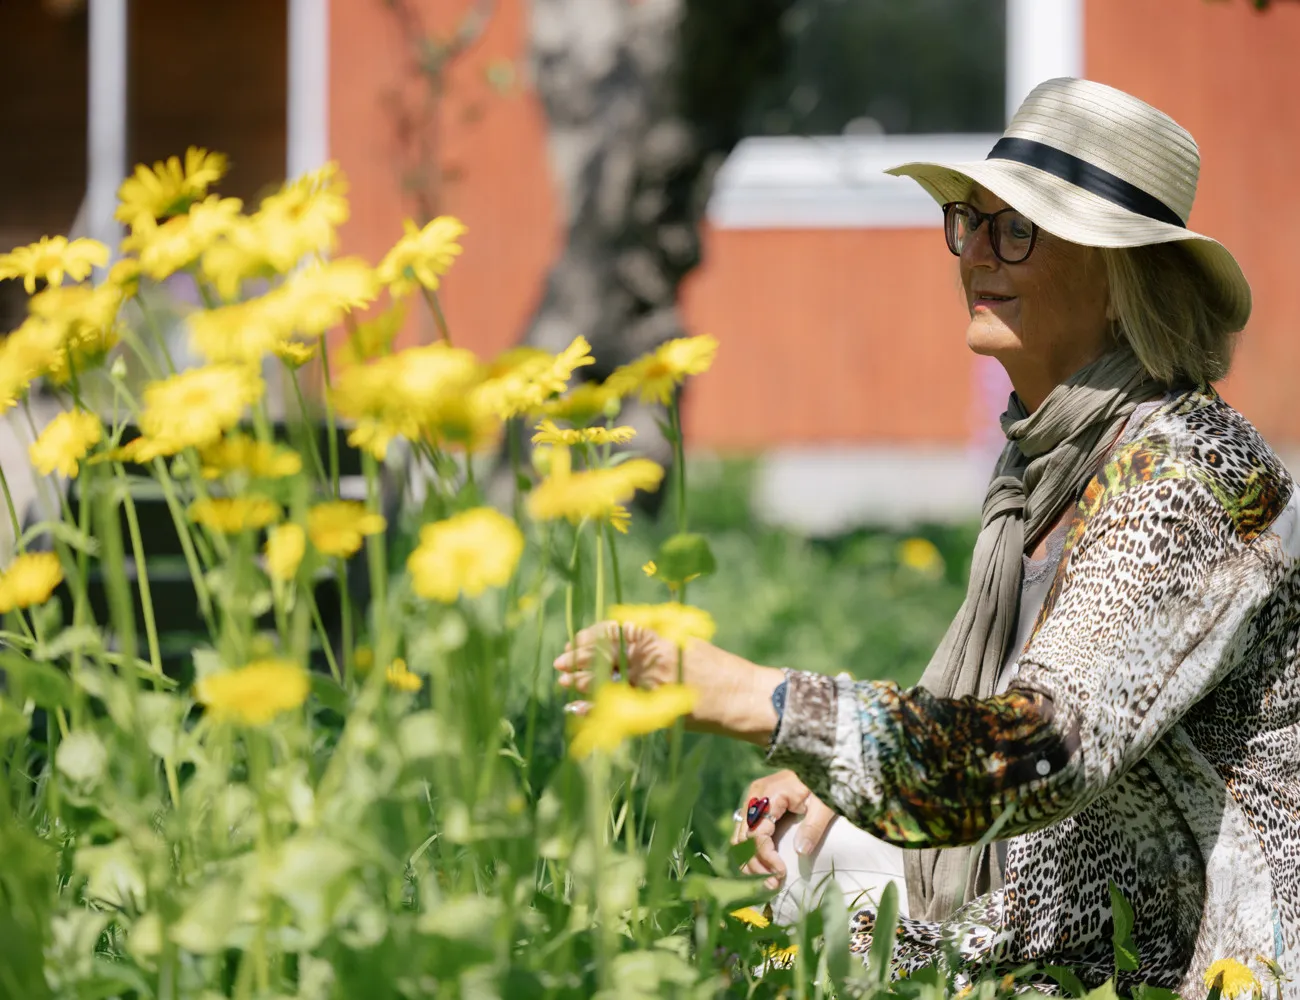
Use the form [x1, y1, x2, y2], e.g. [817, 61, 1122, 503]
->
[556, 670, 593, 694]
[738, 819, 785, 889]
[793, 795, 834, 857]
[553, 622, 625, 673]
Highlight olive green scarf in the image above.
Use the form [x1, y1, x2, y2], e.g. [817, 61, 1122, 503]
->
[903, 349, 1163, 923]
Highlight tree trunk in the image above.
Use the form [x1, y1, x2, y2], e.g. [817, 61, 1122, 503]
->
[499, 0, 790, 503]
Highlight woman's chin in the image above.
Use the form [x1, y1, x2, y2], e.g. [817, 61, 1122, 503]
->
[966, 322, 1021, 359]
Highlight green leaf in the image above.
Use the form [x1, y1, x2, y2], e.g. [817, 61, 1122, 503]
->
[1132, 985, 1182, 1000]
[821, 883, 851, 991]
[1043, 964, 1089, 998]
[652, 533, 717, 584]
[310, 673, 348, 715]
[0, 651, 73, 710]
[35, 625, 103, 662]
[1108, 881, 1140, 972]
[866, 879, 901, 987]
[0, 697, 29, 744]
[1082, 979, 1121, 1000]
[19, 521, 99, 557]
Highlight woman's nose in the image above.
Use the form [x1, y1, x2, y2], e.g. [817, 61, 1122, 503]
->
[961, 222, 999, 269]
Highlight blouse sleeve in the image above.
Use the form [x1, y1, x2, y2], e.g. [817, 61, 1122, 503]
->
[766, 472, 1274, 847]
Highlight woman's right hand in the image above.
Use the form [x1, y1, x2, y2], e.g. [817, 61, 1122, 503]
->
[733, 769, 836, 889]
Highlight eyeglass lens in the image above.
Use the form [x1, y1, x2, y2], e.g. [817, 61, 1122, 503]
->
[944, 203, 1035, 264]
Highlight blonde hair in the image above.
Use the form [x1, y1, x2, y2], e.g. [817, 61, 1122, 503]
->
[1102, 242, 1240, 386]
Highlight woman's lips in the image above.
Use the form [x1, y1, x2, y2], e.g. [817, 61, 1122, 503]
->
[972, 295, 1017, 310]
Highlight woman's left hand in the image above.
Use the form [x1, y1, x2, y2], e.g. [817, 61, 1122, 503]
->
[554, 621, 786, 744]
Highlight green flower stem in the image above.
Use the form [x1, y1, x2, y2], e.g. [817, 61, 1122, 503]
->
[521, 526, 552, 796]
[148, 459, 218, 635]
[318, 343, 341, 500]
[337, 558, 354, 685]
[420, 286, 453, 346]
[670, 396, 687, 533]
[361, 453, 390, 662]
[116, 475, 164, 683]
[134, 296, 177, 375]
[0, 457, 24, 555]
[116, 323, 163, 380]
[594, 525, 605, 627]
[305, 585, 343, 684]
[287, 367, 329, 485]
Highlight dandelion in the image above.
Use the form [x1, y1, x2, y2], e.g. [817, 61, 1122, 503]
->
[115, 146, 227, 225]
[198, 436, 302, 480]
[265, 524, 306, 582]
[729, 907, 770, 929]
[764, 944, 799, 968]
[568, 682, 698, 759]
[0, 552, 64, 613]
[0, 236, 109, 294]
[531, 419, 636, 447]
[526, 458, 664, 530]
[377, 216, 467, 297]
[188, 496, 282, 534]
[1205, 958, 1259, 999]
[607, 602, 716, 649]
[307, 501, 385, 558]
[604, 334, 718, 406]
[137, 365, 264, 455]
[195, 658, 310, 726]
[407, 508, 524, 603]
[898, 537, 945, 579]
[28, 410, 102, 478]
[385, 659, 423, 693]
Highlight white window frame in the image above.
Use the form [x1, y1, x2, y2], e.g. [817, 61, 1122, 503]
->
[707, 0, 1083, 230]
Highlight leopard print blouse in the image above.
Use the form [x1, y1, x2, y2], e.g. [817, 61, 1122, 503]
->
[767, 385, 1300, 997]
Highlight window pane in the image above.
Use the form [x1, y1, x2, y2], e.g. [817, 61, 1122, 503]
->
[743, 0, 1006, 137]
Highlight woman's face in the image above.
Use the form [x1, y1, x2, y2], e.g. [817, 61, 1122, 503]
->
[960, 185, 1112, 408]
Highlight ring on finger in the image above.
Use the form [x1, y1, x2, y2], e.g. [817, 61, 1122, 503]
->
[732, 809, 744, 824]
[746, 796, 770, 830]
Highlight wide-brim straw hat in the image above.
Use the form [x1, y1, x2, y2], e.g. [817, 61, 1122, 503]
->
[886, 77, 1251, 331]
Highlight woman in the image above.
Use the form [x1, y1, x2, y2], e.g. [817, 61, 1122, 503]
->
[555, 78, 1299, 994]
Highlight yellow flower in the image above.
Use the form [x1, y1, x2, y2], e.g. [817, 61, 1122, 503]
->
[338, 299, 406, 366]
[377, 216, 467, 296]
[764, 944, 799, 967]
[353, 646, 375, 673]
[255, 161, 350, 269]
[28, 410, 102, 478]
[273, 339, 318, 369]
[407, 507, 524, 603]
[194, 658, 309, 726]
[137, 365, 264, 455]
[541, 380, 622, 424]
[330, 343, 485, 443]
[607, 602, 716, 649]
[604, 334, 719, 406]
[115, 147, 227, 225]
[124, 195, 243, 281]
[526, 458, 664, 529]
[0, 236, 109, 293]
[641, 560, 657, 578]
[198, 436, 302, 480]
[385, 658, 423, 693]
[187, 297, 284, 365]
[264, 524, 306, 582]
[266, 258, 378, 337]
[307, 501, 385, 558]
[188, 496, 282, 534]
[1205, 958, 1259, 999]
[897, 537, 945, 579]
[729, 907, 770, 929]
[0, 318, 63, 412]
[477, 336, 595, 419]
[107, 258, 141, 295]
[0, 552, 64, 613]
[531, 419, 636, 447]
[27, 283, 125, 386]
[346, 418, 396, 462]
[568, 682, 698, 759]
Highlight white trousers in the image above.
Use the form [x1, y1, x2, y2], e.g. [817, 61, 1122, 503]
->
[767, 812, 911, 926]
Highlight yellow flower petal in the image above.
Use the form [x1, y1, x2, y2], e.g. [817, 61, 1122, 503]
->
[407, 507, 524, 603]
[265, 524, 306, 582]
[0, 552, 63, 613]
[307, 501, 385, 558]
[568, 682, 697, 759]
[607, 602, 716, 649]
[194, 658, 309, 726]
[28, 410, 102, 479]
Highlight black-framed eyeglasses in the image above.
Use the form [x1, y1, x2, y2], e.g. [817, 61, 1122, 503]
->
[942, 201, 1039, 264]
